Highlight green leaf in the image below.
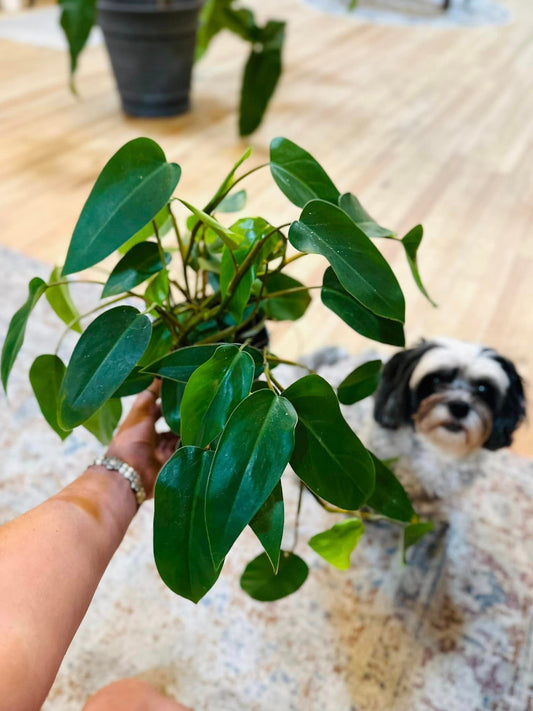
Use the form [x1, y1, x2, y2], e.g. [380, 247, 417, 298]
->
[138, 321, 173, 367]
[403, 521, 434, 562]
[1, 277, 46, 392]
[249, 482, 284, 572]
[270, 137, 340, 208]
[45, 267, 82, 333]
[179, 199, 240, 251]
[205, 390, 297, 567]
[290, 200, 405, 323]
[230, 217, 281, 263]
[118, 204, 173, 255]
[262, 272, 311, 321]
[402, 225, 437, 306]
[195, 0, 232, 60]
[321, 267, 405, 346]
[240, 551, 308, 601]
[29, 355, 71, 440]
[220, 242, 256, 324]
[308, 518, 364, 570]
[102, 242, 170, 298]
[63, 138, 181, 274]
[180, 345, 254, 447]
[144, 344, 263, 382]
[284, 374, 375, 509]
[58, 306, 151, 429]
[144, 270, 170, 307]
[338, 193, 395, 239]
[59, 0, 96, 83]
[366, 453, 415, 523]
[154, 447, 221, 603]
[112, 368, 153, 398]
[239, 22, 285, 137]
[83, 398, 122, 445]
[338, 359, 382, 405]
[203, 147, 252, 215]
[161, 379, 185, 434]
[217, 190, 247, 213]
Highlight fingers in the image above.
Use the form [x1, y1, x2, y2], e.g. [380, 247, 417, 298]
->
[156, 431, 179, 464]
[147, 379, 162, 398]
[129, 380, 162, 419]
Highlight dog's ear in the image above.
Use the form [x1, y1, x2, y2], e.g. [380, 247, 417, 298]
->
[374, 342, 435, 429]
[483, 355, 526, 450]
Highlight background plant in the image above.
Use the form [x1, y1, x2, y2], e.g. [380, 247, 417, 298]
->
[2, 136, 435, 602]
[59, 0, 286, 136]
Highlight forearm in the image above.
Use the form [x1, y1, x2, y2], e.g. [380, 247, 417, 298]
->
[0, 467, 137, 711]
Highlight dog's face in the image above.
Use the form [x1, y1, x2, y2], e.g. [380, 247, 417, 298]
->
[374, 338, 526, 457]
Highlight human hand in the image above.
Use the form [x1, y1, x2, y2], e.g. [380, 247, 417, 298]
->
[106, 380, 178, 498]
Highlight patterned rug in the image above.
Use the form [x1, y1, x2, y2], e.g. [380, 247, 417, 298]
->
[1, 246, 532, 711]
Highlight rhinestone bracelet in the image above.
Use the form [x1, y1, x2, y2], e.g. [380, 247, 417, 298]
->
[92, 455, 146, 508]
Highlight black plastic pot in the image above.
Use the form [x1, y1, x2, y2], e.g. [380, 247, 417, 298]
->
[97, 0, 203, 117]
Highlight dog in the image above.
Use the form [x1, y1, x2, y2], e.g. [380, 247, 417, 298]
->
[297, 338, 526, 500]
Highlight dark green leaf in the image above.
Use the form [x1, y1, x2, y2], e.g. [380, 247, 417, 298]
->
[195, 0, 232, 60]
[58, 306, 151, 428]
[262, 272, 311, 321]
[308, 518, 364, 570]
[144, 344, 263, 382]
[102, 242, 170, 298]
[118, 204, 173, 255]
[250, 482, 284, 572]
[138, 321, 173, 367]
[1, 277, 46, 392]
[217, 190, 247, 213]
[402, 225, 437, 306]
[59, 0, 96, 82]
[112, 368, 153, 398]
[83, 398, 122, 445]
[284, 374, 375, 509]
[63, 138, 181, 274]
[366, 453, 415, 523]
[180, 345, 254, 447]
[220, 242, 255, 323]
[290, 200, 405, 322]
[270, 137, 340, 208]
[45, 267, 82, 333]
[154, 447, 221, 603]
[29, 355, 71, 440]
[239, 23, 285, 137]
[321, 267, 405, 346]
[338, 359, 382, 405]
[205, 390, 297, 567]
[161, 379, 185, 434]
[338, 193, 395, 239]
[240, 551, 308, 601]
[403, 521, 434, 561]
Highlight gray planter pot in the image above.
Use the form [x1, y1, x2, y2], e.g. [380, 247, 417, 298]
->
[97, 0, 203, 117]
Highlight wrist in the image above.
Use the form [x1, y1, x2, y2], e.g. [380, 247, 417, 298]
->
[94, 455, 146, 508]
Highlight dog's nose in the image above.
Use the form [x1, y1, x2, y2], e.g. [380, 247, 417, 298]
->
[448, 400, 470, 419]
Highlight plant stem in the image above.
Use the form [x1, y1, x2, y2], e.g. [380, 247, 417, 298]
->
[291, 481, 304, 551]
[153, 219, 174, 311]
[205, 163, 269, 214]
[266, 355, 316, 374]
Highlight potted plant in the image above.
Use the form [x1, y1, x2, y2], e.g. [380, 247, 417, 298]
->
[59, 0, 286, 134]
[1, 136, 435, 603]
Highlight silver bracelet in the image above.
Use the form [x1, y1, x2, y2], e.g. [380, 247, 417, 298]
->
[92, 455, 146, 508]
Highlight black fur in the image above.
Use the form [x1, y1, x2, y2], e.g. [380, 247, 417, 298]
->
[483, 355, 526, 450]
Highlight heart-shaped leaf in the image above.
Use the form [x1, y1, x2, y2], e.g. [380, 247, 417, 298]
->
[45, 267, 82, 333]
[338, 193, 395, 239]
[102, 242, 170, 297]
[284, 374, 375, 510]
[144, 344, 263, 382]
[402, 225, 437, 306]
[308, 518, 364, 570]
[366, 453, 415, 523]
[83, 398, 122, 445]
[58, 306, 151, 428]
[180, 345, 254, 447]
[290, 200, 405, 323]
[29, 354, 71, 440]
[270, 137, 340, 208]
[240, 551, 308, 601]
[63, 138, 181, 274]
[262, 272, 310, 321]
[1, 277, 46, 392]
[154, 447, 222, 603]
[250, 482, 284, 572]
[205, 390, 297, 567]
[321, 267, 405, 347]
[338, 359, 382, 405]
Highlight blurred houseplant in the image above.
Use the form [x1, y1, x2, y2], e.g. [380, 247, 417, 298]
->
[59, 0, 286, 135]
[1, 136, 434, 602]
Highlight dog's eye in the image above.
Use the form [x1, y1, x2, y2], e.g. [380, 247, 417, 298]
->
[432, 375, 442, 385]
[477, 383, 487, 394]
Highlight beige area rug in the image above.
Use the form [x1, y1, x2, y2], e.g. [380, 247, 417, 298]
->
[0, 246, 532, 711]
[0, 6, 102, 49]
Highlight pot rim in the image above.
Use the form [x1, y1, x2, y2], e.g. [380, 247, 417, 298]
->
[98, 0, 203, 13]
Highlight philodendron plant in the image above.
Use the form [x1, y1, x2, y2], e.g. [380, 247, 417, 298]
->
[1, 137, 435, 603]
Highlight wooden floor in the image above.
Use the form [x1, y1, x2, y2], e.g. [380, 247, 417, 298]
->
[1, 0, 532, 454]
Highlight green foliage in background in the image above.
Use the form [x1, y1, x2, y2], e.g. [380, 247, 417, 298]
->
[2, 136, 435, 602]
